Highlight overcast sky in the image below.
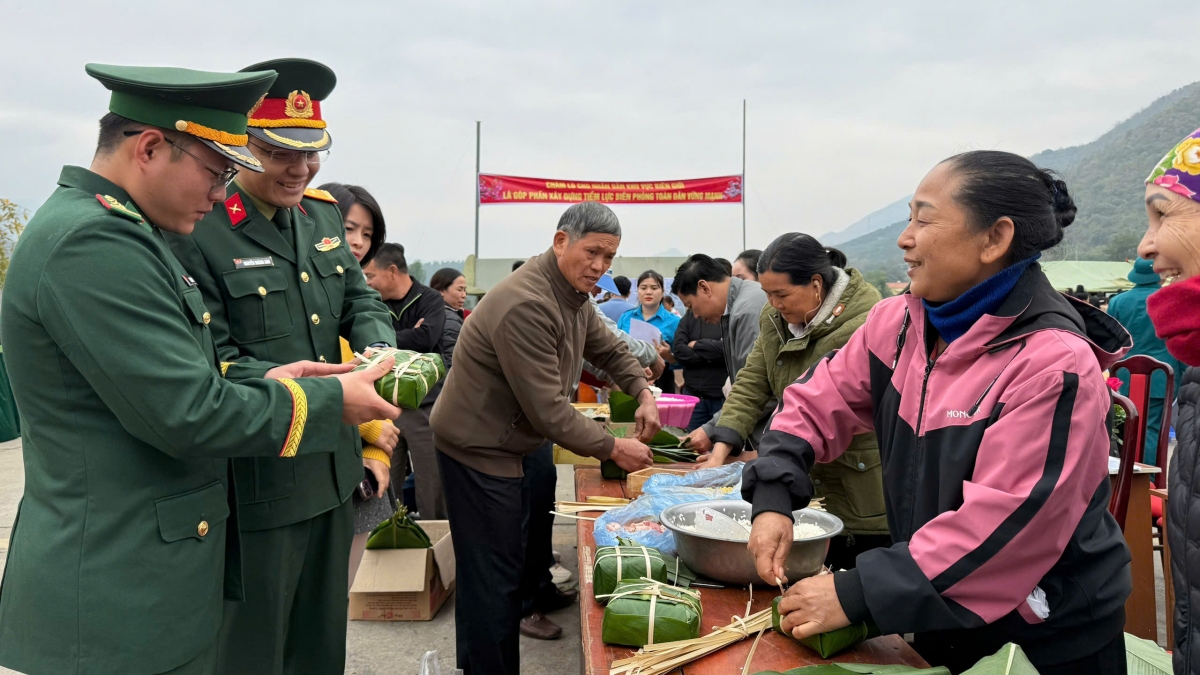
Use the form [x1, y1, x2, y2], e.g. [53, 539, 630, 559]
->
[4, 1, 1200, 262]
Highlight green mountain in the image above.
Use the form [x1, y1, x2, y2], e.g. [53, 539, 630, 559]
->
[840, 219, 909, 280]
[824, 196, 912, 245]
[838, 81, 1200, 280]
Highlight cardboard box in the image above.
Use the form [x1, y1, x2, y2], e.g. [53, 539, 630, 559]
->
[348, 521, 455, 621]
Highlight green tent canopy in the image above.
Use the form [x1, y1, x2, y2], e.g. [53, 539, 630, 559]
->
[1041, 260, 1135, 294]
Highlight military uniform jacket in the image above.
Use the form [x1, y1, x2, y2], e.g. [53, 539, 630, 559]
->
[166, 185, 394, 532]
[0, 167, 346, 675]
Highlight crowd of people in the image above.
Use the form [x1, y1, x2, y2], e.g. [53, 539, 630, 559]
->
[6, 54, 1200, 675]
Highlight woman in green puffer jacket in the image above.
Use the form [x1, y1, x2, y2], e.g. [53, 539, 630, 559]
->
[706, 233, 890, 569]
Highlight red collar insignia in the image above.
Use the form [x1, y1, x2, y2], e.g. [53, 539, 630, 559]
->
[225, 193, 248, 227]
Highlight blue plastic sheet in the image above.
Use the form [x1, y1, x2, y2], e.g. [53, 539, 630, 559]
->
[641, 462, 743, 493]
[593, 463, 744, 556]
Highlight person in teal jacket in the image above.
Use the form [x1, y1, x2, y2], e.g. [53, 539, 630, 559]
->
[1107, 257, 1186, 463]
[618, 270, 681, 393]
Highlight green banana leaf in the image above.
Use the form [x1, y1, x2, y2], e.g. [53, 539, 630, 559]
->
[752, 665, 950, 675]
[609, 390, 639, 422]
[959, 643, 1039, 674]
[608, 425, 630, 439]
[353, 348, 446, 410]
[600, 426, 694, 479]
[613, 537, 696, 588]
[665, 556, 698, 587]
[649, 429, 684, 448]
[600, 453, 697, 479]
[754, 630, 1036, 674]
[364, 504, 432, 549]
[651, 448, 699, 462]
[601, 459, 628, 480]
[605, 424, 689, 448]
[1124, 633, 1171, 675]
[771, 596, 880, 658]
[592, 546, 669, 599]
[600, 580, 702, 647]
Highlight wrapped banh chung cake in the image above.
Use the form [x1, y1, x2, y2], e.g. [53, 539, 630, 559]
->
[592, 545, 669, 598]
[354, 348, 446, 410]
[771, 596, 880, 659]
[365, 505, 432, 550]
[600, 580, 701, 647]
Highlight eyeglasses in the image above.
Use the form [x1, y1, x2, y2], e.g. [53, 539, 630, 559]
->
[123, 130, 239, 192]
[249, 141, 330, 165]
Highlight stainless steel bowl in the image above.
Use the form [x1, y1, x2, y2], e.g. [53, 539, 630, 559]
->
[660, 499, 844, 586]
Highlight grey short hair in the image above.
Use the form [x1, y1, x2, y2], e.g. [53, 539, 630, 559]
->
[556, 202, 622, 241]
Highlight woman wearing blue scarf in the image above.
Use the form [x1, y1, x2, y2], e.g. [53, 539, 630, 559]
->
[745, 151, 1134, 674]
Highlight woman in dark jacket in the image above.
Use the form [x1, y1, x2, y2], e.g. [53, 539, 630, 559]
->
[747, 151, 1132, 674]
[1138, 127, 1200, 675]
[320, 182, 402, 588]
[428, 267, 466, 370]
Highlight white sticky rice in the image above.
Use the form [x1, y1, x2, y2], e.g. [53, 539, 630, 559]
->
[677, 516, 828, 541]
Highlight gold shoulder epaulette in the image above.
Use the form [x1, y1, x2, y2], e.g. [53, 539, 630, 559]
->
[303, 188, 338, 204]
[94, 194, 146, 224]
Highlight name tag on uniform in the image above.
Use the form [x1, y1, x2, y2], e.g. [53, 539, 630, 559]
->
[182, 274, 198, 287]
[233, 256, 274, 269]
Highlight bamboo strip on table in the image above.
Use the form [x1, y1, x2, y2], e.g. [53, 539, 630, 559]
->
[608, 607, 774, 675]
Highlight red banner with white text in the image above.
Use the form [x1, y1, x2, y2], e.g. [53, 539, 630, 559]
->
[478, 174, 743, 205]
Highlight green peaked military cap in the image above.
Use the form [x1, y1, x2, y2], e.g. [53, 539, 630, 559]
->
[85, 63, 278, 172]
[240, 58, 336, 152]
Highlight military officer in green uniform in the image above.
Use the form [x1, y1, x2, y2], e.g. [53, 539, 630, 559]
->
[0, 64, 401, 675]
[165, 58, 397, 675]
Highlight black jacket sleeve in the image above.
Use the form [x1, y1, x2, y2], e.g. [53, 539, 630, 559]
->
[395, 290, 446, 353]
[673, 312, 724, 366]
[691, 337, 724, 361]
[672, 313, 703, 366]
[441, 307, 462, 370]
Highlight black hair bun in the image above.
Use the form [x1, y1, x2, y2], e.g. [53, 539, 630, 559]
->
[825, 247, 848, 268]
[1048, 176, 1076, 229]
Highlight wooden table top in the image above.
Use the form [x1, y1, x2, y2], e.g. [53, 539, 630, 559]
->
[574, 466, 930, 674]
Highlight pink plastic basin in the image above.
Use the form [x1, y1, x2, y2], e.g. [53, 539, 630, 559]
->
[657, 393, 700, 429]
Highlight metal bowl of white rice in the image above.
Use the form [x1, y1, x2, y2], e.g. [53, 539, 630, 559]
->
[661, 499, 843, 586]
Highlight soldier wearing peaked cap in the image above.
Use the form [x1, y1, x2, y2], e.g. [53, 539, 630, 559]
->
[0, 65, 401, 675]
[164, 58, 397, 675]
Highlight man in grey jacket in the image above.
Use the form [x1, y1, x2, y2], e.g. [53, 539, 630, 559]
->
[672, 254, 770, 454]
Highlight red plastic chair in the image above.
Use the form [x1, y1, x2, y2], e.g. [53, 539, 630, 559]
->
[1112, 356, 1177, 597]
[1109, 392, 1142, 531]
[1111, 355, 1175, 489]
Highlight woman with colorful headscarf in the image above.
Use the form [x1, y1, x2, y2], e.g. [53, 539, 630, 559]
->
[1138, 128, 1200, 675]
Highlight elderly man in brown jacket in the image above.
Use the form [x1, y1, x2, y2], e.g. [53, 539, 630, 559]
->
[432, 201, 659, 675]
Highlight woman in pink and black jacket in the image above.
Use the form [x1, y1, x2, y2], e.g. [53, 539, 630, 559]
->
[746, 151, 1133, 674]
